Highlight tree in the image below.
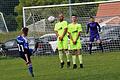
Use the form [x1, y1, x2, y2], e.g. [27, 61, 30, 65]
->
[15, 0, 108, 30]
[0, 0, 19, 31]
[15, 0, 68, 30]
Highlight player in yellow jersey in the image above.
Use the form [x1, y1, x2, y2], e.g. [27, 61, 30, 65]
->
[54, 13, 70, 68]
[68, 14, 83, 69]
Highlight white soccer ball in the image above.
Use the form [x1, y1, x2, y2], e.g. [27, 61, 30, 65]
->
[48, 16, 55, 23]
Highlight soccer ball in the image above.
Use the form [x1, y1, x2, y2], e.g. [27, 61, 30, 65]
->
[48, 16, 55, 23]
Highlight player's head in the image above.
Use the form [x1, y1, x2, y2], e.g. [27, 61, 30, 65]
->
[71, 14, 77, 23]
[58, 13, 64, 22]
[21, 27, 29, 36]
[89, 16, 95, 22]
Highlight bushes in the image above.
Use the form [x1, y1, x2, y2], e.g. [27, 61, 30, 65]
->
[0, 31, 20, 43]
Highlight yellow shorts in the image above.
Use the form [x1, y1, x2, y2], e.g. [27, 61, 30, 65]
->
[69, 40, 82, 50]
[57, 40, 68, 50]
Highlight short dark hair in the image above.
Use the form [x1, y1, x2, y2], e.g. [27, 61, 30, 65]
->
[72, 14, 77, 17]
[22, 27, 28, 33]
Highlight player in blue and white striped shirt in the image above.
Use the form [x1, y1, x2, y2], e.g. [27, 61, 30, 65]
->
[16, 27, 34, 77]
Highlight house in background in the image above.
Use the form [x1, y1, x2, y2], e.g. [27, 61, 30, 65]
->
[96, 2, 120, 26]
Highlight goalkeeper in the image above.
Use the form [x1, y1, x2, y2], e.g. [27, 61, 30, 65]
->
[86, 16, 104, 54]
[54, 13, 70, 68]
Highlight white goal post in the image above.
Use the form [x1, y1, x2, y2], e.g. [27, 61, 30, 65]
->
[0, 12, 9, 33]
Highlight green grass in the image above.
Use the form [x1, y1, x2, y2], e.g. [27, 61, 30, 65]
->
[0, 52, 120, 80]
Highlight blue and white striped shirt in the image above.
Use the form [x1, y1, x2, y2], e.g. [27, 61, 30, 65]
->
[16, 36, 29, 52]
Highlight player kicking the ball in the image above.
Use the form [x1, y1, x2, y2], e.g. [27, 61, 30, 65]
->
[86, 16, 104, 54]
[54, 13, 70, 68]
[68, 15, 83, 69]
[16, 27, 34, 77]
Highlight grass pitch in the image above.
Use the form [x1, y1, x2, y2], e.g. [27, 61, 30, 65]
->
[0, 52, 120, 80]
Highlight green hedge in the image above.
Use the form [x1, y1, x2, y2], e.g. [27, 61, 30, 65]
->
[0, 31, 21, 43]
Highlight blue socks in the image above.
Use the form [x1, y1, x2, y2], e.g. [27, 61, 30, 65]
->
[28, 64, 34, 77]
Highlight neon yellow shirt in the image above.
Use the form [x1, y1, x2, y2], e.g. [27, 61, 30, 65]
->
[68, 23, 82, 50]
[68, 23, 82, 40]
[54, 21, 68, 41]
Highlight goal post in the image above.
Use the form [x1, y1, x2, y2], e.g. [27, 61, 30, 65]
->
[0, 12, 9, 33]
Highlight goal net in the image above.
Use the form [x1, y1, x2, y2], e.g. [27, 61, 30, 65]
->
[23, 0, 120, 55]
[0, 12, 8, 33]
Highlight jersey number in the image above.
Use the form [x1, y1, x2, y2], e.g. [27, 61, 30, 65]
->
[17, 44, 24, 52]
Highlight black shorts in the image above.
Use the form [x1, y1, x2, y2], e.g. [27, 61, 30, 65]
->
[90, 34, 100, 42]
[19, 51, 32, 62]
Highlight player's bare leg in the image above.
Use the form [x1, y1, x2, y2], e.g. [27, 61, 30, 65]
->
[64, 49, 70, 68]
[77, 49, 83, 68]
[72, 50, 77, 69]
[58, 50, 64, 68]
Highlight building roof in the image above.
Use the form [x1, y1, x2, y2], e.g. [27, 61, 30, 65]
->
[96, 2, 120, 17]
[96, 2, 120, 25]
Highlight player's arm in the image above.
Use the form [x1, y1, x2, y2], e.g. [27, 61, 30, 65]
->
[97, 22, 101, 32]
[54, 31, 59, 37]
[86, 24, 89, 34]
[55, 30, 63, 41]
[60, 22, 68, 40]
[61, 28, 67, 39]
[75, 32, 81, 44]
[75, 24, 82, 44]
[68, 32, 74, 43]
[54, 24, 60, 39]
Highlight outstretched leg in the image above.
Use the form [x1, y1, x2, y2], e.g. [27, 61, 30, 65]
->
[27, 54, 34, 77]
[21, 52, 34, 77]
[28, 63, 34, 77]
